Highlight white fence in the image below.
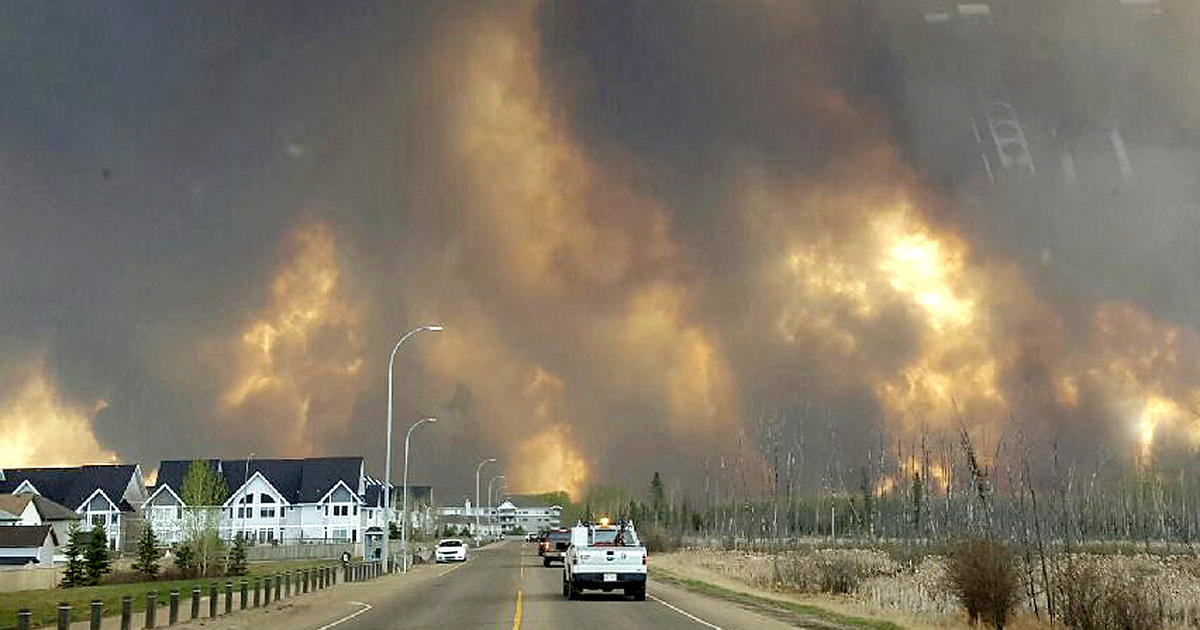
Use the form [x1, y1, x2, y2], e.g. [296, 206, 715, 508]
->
[246, 542, 355, 562]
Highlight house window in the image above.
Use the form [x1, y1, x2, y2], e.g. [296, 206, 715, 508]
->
[91, 514, 106, 528]
[332, 528, 348, 541]
[261, 507, 275, 518]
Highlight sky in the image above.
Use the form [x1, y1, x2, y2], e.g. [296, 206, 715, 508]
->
[3, 0, 1200, 500]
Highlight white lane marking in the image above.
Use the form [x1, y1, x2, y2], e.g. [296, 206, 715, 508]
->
[649, 594, 726, 630]
[314, 601, 372, 630]
[1111, 127, 1134, 180]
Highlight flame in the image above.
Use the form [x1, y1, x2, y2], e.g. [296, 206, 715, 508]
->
[0, 358, 116, 466]
[216, 222, 363, 454]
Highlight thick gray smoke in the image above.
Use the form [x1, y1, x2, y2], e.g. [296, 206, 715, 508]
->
[3, 1, 1198, 498]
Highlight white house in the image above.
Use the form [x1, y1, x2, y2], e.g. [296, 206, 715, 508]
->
[149, 458, 375, 547]
[494, 500, 563, 533]
[0, 525, 59, 567]
[0, 465, 147, 552]
[0, 494, 81, 563]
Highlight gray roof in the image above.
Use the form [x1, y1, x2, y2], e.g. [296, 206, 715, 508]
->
[0, 466, 137, 512]
[0, 494, 81, 522]
[156, 457, 362, 505]
[0, 524, 56, 548]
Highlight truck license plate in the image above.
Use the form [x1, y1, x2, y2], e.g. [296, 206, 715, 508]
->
[603, 573, 617, 582]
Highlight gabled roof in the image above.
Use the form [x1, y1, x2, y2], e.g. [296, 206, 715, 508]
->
[0, 466, 138, 512]
[362, 475, 391, 507]
[156, 458, 363, 505]
[0, 524, 56, 548]
[0, 493, 81, 522]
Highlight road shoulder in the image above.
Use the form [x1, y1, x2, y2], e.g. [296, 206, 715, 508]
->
[651, 566, 906, 630]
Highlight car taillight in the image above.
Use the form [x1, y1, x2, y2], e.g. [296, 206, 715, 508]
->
[642, 555, 647, 565]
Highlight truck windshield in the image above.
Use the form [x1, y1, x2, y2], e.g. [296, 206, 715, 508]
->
[590, 528, 639, 546]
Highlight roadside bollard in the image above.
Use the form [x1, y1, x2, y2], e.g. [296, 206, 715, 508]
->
[284, 572, 290, 598]
[57, 602, 70, 630]
[274, 574, 281, 601]
[343, 564, 350, 583]
[225, 581, 233, 614]
[17, 609, 32, 630]
[264, 576, 272, 605]
[332, 565, 337, 585]
[90, 600, 103, 630]
[190, 587, 200, 620]
[241, 579, 248, 609]
[121, 596, 133, 630]
[254, 578, 261, 607]
[303, 568, 309, 593]
[169, 591, 179, 625]
[145, 591, 157, 628]
[209, 584, 218, 617]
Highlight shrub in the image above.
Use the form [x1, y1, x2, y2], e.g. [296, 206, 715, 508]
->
[640, 527, 681, 552]
[1054, 559, 1162, 630]
[945, 538, 1021, 629]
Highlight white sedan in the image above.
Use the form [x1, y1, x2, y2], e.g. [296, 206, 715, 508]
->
[435, 538, 468, 563]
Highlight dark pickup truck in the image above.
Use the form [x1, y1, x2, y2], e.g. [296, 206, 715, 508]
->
[540, 528, 571, 566]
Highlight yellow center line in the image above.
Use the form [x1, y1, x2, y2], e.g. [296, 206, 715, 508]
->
[512, 589, 523, 630]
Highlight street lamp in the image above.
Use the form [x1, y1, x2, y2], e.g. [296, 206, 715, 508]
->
[242, 452, 255, 540]
[383, 324, 443, 572]
[488, 475, 506, 536]
[475, 458, 496, 536]
[401, 417, 438, 573]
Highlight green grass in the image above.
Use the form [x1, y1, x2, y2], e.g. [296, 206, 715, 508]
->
[653, 567, 907, 630]
[0, 559, 338, 630]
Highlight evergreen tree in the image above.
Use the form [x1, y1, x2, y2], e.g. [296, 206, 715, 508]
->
[60, 523, 87, 587]
[84, 524, 112, 585]
[132, 523, 161, 579]
[174, 543, 196, 576]
[650, 472, 666, 524]
[226, 533, 248, 576]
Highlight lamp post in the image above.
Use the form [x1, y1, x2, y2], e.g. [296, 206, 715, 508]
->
[474, 458, 496, 537]
[488, 475, 506, 536]
[242, 453, 255, 540]
[383, 325, 443, 573]
[401, 417, 438, 573]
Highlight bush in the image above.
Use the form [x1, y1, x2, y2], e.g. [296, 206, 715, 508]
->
[1055, 559, 1162, 630]
[640, 528, 681, 553]
[817, 555, 862, 594]
[945, 538, 1021, 629]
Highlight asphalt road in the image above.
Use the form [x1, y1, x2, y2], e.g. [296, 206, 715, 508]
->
[303, 538, 799, 630]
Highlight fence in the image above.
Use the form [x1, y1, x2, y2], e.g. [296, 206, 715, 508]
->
[245, 542, 355, 562]
[8, 561, 385, 630]
[0, 567, 62, 592]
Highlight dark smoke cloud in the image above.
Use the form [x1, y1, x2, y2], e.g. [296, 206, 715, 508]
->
[3, 1, 1199, 497]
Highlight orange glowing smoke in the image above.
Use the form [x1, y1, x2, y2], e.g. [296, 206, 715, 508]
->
[757, 173, 1030, 438]
[1064, 302, 1200, 460]
[0, 358, 116, 466]
[216, 222, 364, 454]
[410, 0, 738, 495]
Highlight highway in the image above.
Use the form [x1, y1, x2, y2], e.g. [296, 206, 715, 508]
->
[251, 538, 800, 630]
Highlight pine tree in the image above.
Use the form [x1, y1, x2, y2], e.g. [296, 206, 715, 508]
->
[175, 543, 196, 577]
[84, 524, 112, 585]
[226, 533, 248, 576]
[61, 523, 87, 587]
[132, 523, 161, 579]
[651, 472, 666, 524]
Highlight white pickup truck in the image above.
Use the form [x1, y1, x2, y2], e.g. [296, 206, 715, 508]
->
[562, 520, 647, 600]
